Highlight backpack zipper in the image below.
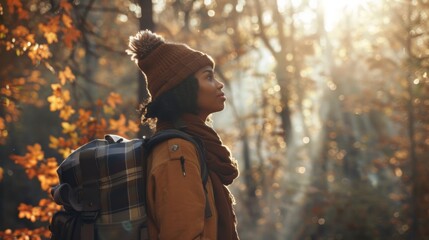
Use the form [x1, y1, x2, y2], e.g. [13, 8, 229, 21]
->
[180, 156, 186, 176]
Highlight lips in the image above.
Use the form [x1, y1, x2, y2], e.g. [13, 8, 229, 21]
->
[217, 93, 226, 101]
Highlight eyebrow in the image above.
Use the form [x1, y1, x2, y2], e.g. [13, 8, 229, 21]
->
[202, 69, 214, 74]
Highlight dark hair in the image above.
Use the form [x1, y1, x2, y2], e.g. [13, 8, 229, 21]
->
[139, 75, 199, 126]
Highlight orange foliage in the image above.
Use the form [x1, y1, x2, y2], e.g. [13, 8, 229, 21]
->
[0, 1, 139, 239]
[0, 70, 47, 144]
[109, 114, 140, 137]
[6, 0, 29, 20]
[74, 109, 107, 144]
[0, 24, 9, 36]
[47, 84, 71, 112]
[6, 71, 46, 106]
[59, 105, 76, 120]
[60, 1, 73, 13]
[58, 66, 75, 85]
[10, 144, 44, 173]
[2, 101, 19, 123]
[37, 158, 60, 191]
[18, 199, 61, 223]
[38, 16, 60, 44]
[9, 144, 60, 190]
[62, 14, 73, 29]
[0, 117, 7, 145]
[107, 92, 123, 108]
[27, 44, 52, 64]
[0, 227, 51, 240]
[63, 27, 81, 49]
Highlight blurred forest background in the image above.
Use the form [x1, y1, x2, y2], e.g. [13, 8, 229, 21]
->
[1, 0, 429, 239]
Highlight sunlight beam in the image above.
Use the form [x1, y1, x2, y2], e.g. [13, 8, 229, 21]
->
[323, 0, 371, 31]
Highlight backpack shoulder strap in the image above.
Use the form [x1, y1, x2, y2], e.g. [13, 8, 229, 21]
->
[79, 149, 101, 212]
[77, 148, 101, 240]
[145, 129, 211, 218]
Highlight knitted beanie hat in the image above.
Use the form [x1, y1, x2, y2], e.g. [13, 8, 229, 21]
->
[127, 30, 214, 100]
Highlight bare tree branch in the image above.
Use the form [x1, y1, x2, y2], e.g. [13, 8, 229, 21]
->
[76, 5, 126, 14]
[253, 0, 279, 58]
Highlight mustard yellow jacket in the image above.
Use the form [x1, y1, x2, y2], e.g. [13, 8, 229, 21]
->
[146, 137, 218, 240]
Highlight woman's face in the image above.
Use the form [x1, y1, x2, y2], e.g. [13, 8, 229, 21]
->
[194, 65, 226, 120]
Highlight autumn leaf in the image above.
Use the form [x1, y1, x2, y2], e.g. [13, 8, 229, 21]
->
[128, 120, 139, 133]
[59, 147, 72, 159]
[0, 122, 7, 145]
[51, 83, 62, 94]
[27, 44, 52, 64]
[63, 27, 80, 49]
[62, 14, 73, 28]
[85, 117, 108, 140]
[38, 16, 60, 35]
[26, 168, 37, 179]
[15, 198, 61, 227]
[109, 114, 128, 136]
[44, 32, 58, 44]
[47, 95, 64, 111]
[12, 25, 29, 37]
[96, 99, 103, 107]
[0, 167, 3, 182]
[60, 1, 73, 13]
[9, 155, 26, 166]
[0, 227, 52, 239]
[107, 92, 122, 108]
[107, 115, 139, 136]
[38, 158, 59, 191]
[5, 41, 14, 51]
[17, 8, 29, 20]
[0, 24, 8, 38]
[0, 117, 5, 129]
[69, 132, 79, 147]
[59, 105, 75, 120]
[27, 144, 44, 161]
[35, 44, 51, 59]
[18, 203, 35, 222]
[1, 85, 12, 97]
[61, 122, 76, 134]
[48, 135, 60, 149]
[10, 144, 44, 172]
[6, 0, 22, 14]
[47, 84, 71, 111]
[2, 101, 19, 123]
[25, 148, 44, 177]
[27, 71, 46, 86]
[6, 0, 29, 19]
[49, 136, 69, 151]
[58, 66, 75, 85]
[76, 109, 92, 126]
[102, 105, 113, 115]
[38, 16, 60, 44]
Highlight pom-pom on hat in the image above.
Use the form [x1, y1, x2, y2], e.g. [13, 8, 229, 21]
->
[127, 30, 214, 99]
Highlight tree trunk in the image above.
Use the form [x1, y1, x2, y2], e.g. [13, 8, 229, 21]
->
[404, 1, 419, 239]
[137, 0, 155, 137]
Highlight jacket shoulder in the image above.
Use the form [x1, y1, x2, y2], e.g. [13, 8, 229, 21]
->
[149, 138, 200, 170]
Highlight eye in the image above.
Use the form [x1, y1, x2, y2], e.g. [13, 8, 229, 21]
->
[206, 73, 214, 81]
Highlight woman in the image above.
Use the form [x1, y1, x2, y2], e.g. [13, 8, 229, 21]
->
[127, 30, 240, 240]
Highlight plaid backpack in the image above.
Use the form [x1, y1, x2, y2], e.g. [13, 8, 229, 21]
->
[49, 129, 211, 240]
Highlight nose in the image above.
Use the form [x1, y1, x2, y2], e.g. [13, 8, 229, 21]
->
[216, 79, 224, 89]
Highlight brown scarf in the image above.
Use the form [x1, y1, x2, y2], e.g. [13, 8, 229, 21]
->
[157, 114, 240, 240]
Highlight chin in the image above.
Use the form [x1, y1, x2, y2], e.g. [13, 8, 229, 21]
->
[215, 106, 225, 112]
